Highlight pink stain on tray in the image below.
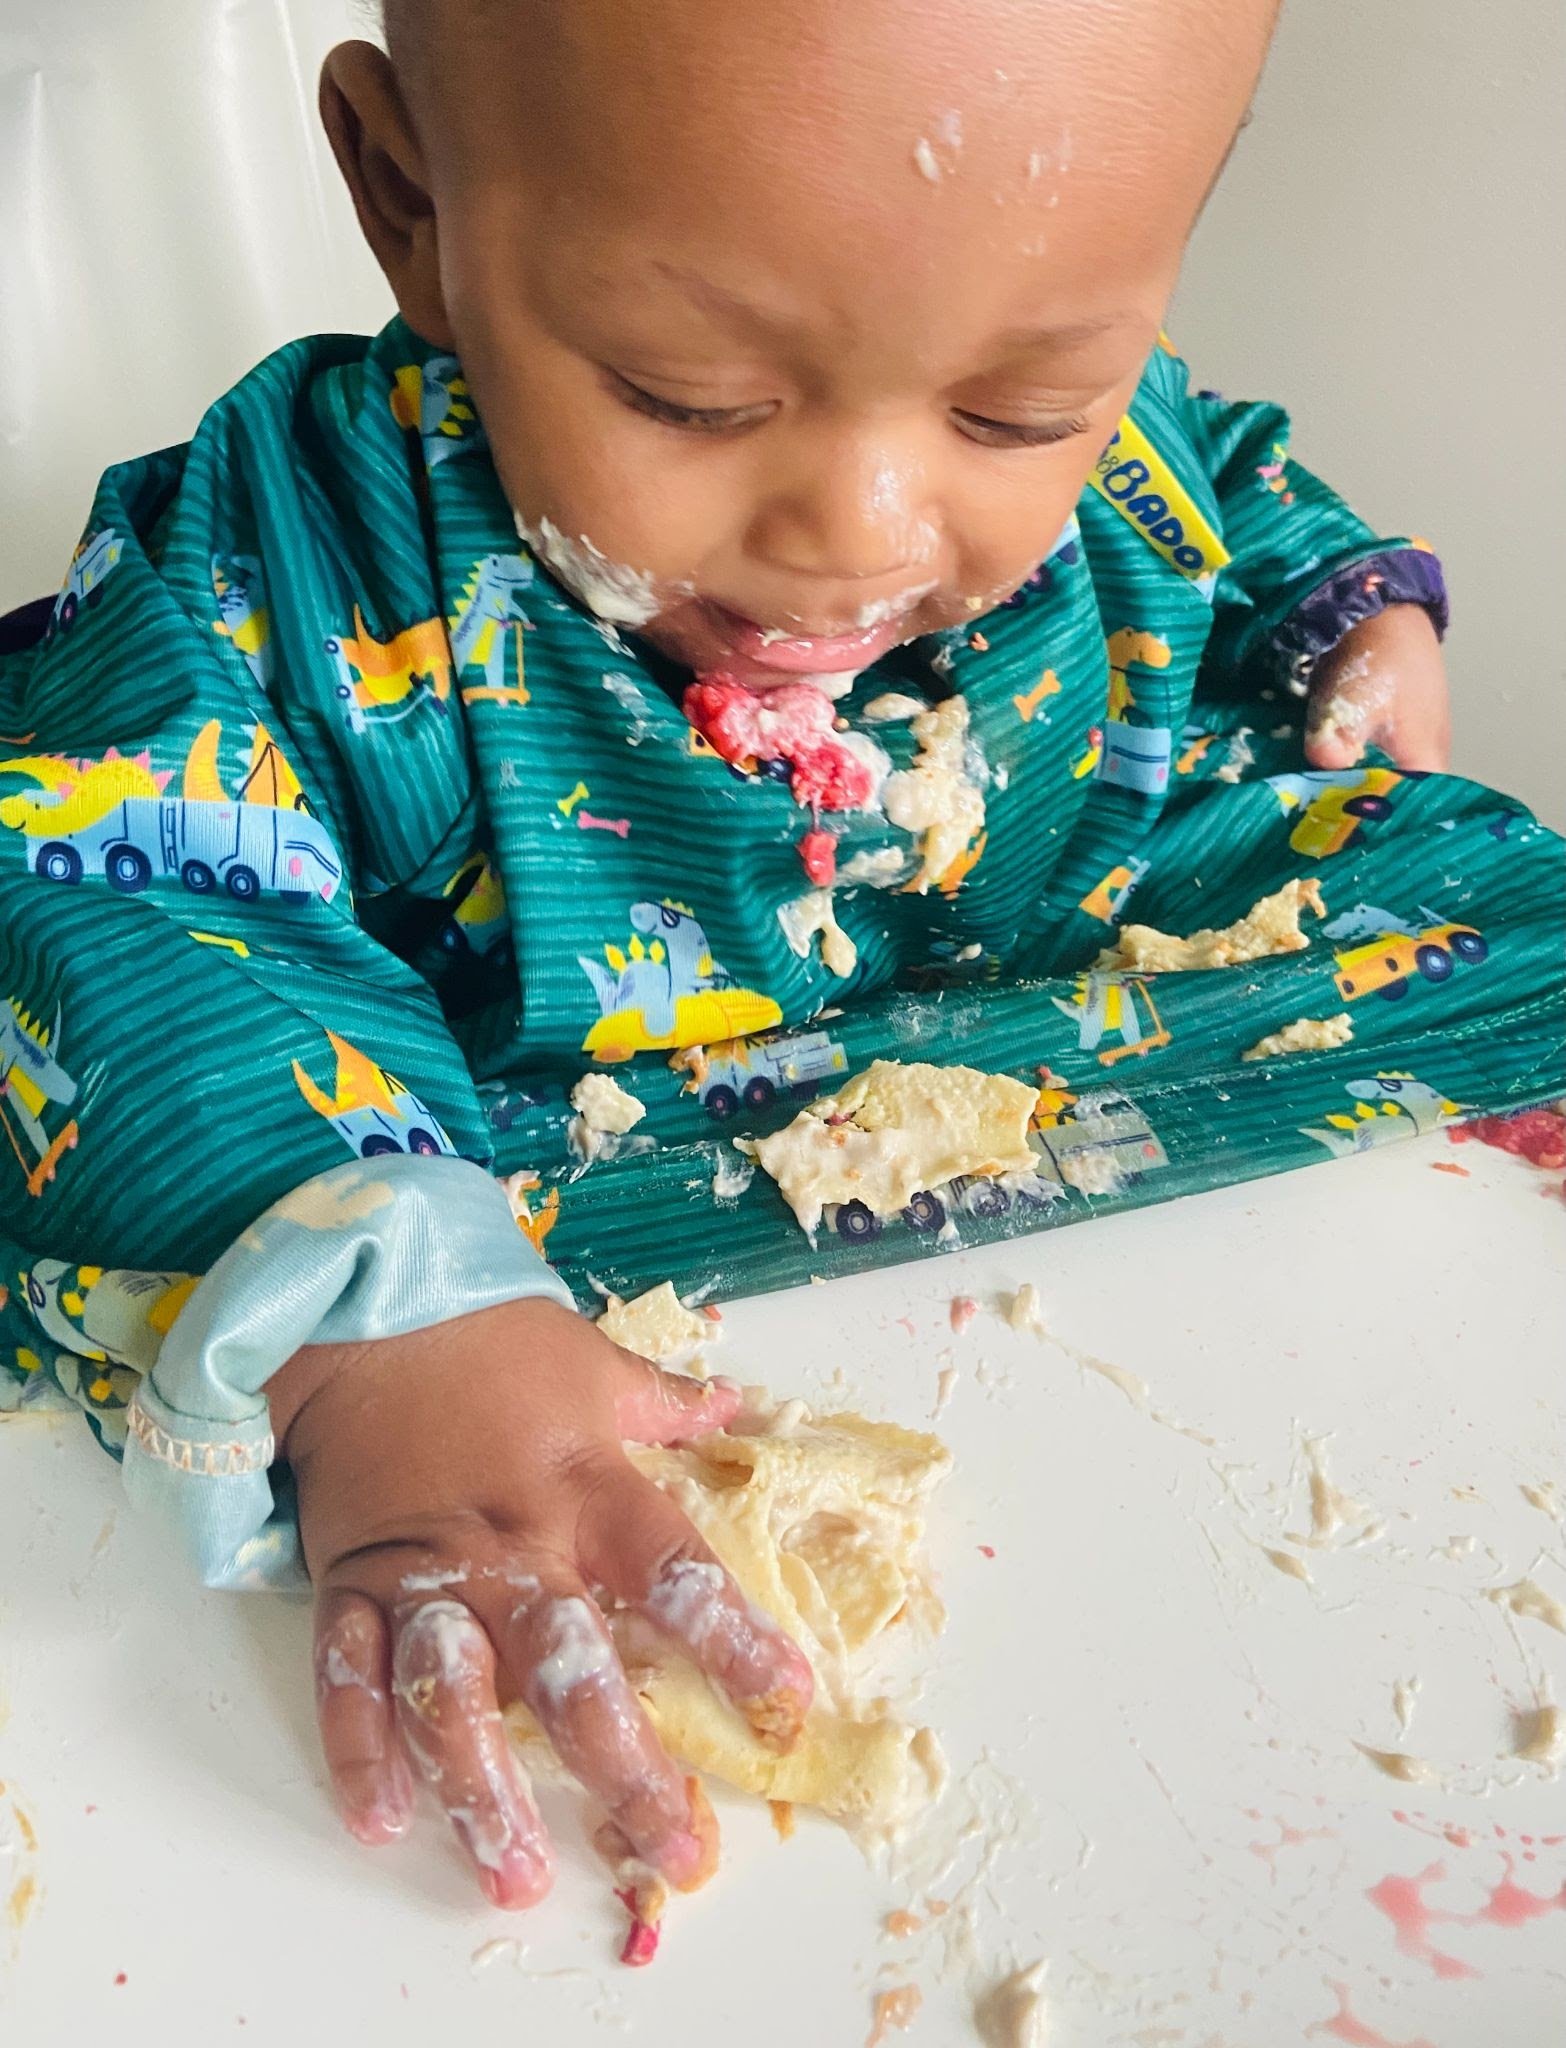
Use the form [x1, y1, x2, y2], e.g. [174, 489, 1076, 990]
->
[1367, 1853, 1566, 1980]
[1248, 1818, 1336, 1878]
[1307, 1980, 1436, 2048]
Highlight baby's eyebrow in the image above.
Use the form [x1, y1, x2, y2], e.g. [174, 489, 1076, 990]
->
[647, 261, 805, 340]
[641, 265, 1136, 361]
[986, 312, 1139, 353]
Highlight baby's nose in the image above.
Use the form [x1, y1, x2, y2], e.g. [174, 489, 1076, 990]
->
[746, 434, 937, 591]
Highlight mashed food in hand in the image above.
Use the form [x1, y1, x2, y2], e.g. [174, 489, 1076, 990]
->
[507, 1400, 951, 1828]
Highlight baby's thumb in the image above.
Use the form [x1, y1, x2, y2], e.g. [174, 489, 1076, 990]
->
[1305, 687, 1374, 771]
[613, 1351, 743, 1445]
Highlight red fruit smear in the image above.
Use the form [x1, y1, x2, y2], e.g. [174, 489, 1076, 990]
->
[1448, 1106, 1566, 1170]
[798, 827, 838, 885]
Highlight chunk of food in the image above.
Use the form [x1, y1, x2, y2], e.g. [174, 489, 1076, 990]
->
[1241, 1012, 1354, 1062]
[748, 1059, 1040, 1236]
[1095, 878, 1326, 972]
[597, 1281, 712, 1363]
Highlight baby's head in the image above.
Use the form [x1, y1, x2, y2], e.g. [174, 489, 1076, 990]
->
[324, 0, 1274, 685]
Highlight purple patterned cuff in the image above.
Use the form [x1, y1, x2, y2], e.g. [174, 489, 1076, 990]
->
[1270, 547, 1449, 687]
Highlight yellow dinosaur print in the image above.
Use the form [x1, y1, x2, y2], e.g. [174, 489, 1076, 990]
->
[0, 749, 168, 836]
[578, 899, 781, 1060]
[1105, 627, 1171, 721]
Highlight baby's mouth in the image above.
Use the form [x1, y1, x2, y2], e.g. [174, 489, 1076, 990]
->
[690, 591, 937, 688]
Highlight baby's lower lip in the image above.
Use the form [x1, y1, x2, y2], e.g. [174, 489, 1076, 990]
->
[702, 604, 911, 674]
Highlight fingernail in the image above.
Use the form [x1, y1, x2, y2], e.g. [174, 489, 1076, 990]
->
[345, 1800, 410, 1846]
[658, 1829, 707, 1885]
[479, 1845, 554, 1910]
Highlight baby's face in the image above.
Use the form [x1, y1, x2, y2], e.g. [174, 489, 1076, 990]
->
[343, 0, 1271, 684]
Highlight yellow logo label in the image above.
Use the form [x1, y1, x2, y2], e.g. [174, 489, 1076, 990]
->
[1089, 416, 1230, 592]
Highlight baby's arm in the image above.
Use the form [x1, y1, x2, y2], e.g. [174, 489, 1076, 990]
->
[0, 745, 808, 1909]
[1154, 342, 1451, 769]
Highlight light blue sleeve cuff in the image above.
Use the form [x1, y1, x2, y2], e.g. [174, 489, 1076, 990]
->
[121, 1156, 576, 1591]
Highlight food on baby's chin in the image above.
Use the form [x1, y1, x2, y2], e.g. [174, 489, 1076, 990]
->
[748, 1058, 1039, 1237]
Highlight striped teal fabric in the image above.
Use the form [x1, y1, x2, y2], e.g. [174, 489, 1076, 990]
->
[3, 318, 1560, 1451]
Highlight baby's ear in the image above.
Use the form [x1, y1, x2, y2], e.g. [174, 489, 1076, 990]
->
[318, 41, 454, 348]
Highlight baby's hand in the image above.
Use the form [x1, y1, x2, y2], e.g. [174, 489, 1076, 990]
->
[267, 1298, 813, 1908]
[1304, 603, 1451, 773]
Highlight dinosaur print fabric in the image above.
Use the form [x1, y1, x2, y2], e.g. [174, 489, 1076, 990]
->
[2, 318, 1561, 1450]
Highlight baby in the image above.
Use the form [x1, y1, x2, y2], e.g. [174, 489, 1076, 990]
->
[2, 0, 1559, 1914]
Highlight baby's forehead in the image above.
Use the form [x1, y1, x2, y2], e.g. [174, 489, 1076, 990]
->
[388, 0, 1267, 188]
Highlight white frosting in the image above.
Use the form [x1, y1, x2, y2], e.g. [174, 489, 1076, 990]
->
[1354, 1743, 1441, 1786]
[514, 513, 664, 626]
[840, 845, 913, 887]
[527, 1595, 617, 1704]
[883, 696, 986, 892]
[1514, 1701, 1564, 1769]
[711, 1146, 756, 1201]
[1487, 1577, 1566, 1633]
[1096, 878, 1326, 972]
[975, 1961, 1050, 2048]
[777, 888, 858, 977]
[1006, 1282, 1046, 1337]
[862, 693, 927, 724]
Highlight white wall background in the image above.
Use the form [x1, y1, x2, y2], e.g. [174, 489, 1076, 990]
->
[2, 0, 1560, 822]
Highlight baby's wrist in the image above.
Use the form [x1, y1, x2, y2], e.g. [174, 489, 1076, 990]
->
[270, 1295, 584, 1461]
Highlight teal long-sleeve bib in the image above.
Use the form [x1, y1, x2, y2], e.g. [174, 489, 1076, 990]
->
[2, 317, 1561, 1451]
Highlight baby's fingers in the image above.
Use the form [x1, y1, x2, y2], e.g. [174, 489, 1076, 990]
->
[314, 1588, 412, 1845]
[502, 1574, 713, 1889]
[391, 1598, 554, 1909]
[582, 1471, 815, 1751]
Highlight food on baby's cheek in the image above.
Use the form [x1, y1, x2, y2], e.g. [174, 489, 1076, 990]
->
[1241, 1012, 1354, 1062]
[506, 1396, 950, 1850]
[747, 1059, 1040, 1236]
[1095, 877, 1326, 972]
[596, 1281, 714, 1364]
